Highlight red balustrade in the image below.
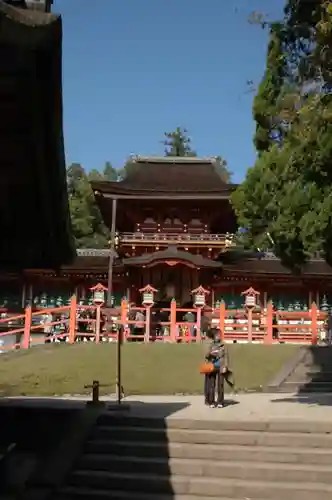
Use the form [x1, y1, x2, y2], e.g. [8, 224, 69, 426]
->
[0, 297, 328, 350]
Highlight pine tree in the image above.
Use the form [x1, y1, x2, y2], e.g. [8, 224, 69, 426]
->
[164, 127, 196, 156]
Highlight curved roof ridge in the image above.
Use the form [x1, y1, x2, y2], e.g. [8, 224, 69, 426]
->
[131, 155, 218, 164]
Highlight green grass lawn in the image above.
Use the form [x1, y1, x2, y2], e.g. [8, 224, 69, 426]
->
[0, 343, 299, 396]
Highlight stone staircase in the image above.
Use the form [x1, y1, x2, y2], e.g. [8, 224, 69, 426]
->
[54, 413, 332, 500]
[278, 346, 332, 393]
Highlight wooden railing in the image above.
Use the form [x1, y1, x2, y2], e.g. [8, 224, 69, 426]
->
[0, 298, 328, 349]
[214, 301, 325, 344]
[119, 232, 235, 247]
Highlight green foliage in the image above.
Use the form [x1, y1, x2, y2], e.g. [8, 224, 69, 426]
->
[67, 163, 110, 248]
[214, 155, 232, 183]
[164, 127, 197, 156]
[253, 25, 286, 152]
[233, 1, 332, 269]
[103, 161, 118, 181]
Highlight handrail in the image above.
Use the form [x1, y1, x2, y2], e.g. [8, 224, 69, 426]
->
[0, 297, 328, 348]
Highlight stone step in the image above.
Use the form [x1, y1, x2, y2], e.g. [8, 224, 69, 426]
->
[91, 426, 332, 448]
[291, 374, 332, 382]
[56, 486, 253, 500]
[76, 454, 332, 484]
[95, 414, 332, 433]
[279, 382, 332, 392]
[83, 441, 332, 465]
[67, 470, 332, 500]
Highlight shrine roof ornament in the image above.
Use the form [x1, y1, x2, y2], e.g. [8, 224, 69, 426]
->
[139, 284, 158, 294]
[191, 285, 210, 296]
[241, 287, 260, 297]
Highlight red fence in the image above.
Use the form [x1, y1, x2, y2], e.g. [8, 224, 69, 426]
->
[0, 297, 328, 351]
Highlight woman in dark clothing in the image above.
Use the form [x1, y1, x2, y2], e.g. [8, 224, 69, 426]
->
[204, 328, 232, 408]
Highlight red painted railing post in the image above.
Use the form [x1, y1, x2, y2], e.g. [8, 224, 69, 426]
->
[219, 301, 225, 342]
[68, 295, 77, 344]
[311, 301, 318, 345]
[196, 307, 202, 342]
[144, 305, 151, 343]
[95, 305, 101, 344]
[22, 305, 32, 349]
[170, 299, 177, 342]
[265, 301, 273, 344]
[121, 298, 128, 341]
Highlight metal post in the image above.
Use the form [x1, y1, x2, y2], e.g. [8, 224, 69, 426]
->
[106, 198, 121, 403]
[107, 198, 117, 307]
[116, 327, 122, 404]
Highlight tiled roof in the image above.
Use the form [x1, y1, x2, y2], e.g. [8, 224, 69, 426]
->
[223, 257, 332, 276]
[91, 156, 237, 196]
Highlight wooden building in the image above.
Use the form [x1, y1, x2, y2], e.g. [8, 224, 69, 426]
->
[0, 2, 74, 270]
[1, 156, 332, 314]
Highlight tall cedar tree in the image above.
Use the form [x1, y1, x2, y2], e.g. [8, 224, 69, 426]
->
[232, 0, 332, 269]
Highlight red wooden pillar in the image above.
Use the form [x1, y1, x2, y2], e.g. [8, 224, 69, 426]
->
[68, 295, 77, 344]
[22, 305, 32, 349]
[219, 301, 225, 342]
[265, 301, 273, 344]
[170, 299, 177, 342]
[311, 301, 318, 345]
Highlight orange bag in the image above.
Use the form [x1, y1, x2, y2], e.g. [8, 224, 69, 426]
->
[199, 362, 216, 375]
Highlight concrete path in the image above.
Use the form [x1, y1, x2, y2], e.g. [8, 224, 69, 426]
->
[1, 392, 332, 422]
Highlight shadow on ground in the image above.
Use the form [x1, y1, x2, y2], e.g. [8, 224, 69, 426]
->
[0, 397, 191, 499]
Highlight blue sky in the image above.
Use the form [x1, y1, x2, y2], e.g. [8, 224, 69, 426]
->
[53, 0, 285, 183]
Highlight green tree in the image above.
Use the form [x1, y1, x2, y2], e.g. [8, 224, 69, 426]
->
[103, 161, 118, 181]
[252, 24, 286, 153]
[214, 155, 232, 183]
[164, 127, 197, 156]
[233, 1, 332, 268]
[67, 163, 110, 248]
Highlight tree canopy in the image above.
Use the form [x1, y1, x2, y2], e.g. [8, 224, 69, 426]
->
[164, 127, 197, 157]
[67, 162, 111, 249]
[232, 1, 332, 269]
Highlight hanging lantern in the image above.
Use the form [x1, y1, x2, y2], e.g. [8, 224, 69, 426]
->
[139, 285, 158, 306]
[321, 295, 329, 312]
[40, 293, 48, 308]
[241, 287, 260, 309]
[90, 283, 108, 306]
[191, 285, 210, 308]
[56, 296, 63, 307]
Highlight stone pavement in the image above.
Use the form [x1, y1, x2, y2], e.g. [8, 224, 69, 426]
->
[1, 392, 332, 421]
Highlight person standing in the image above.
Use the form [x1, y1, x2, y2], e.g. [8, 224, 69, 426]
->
[204, 328, 231, 408]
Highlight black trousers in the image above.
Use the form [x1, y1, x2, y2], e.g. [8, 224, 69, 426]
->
[204, 371, 224, 405]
